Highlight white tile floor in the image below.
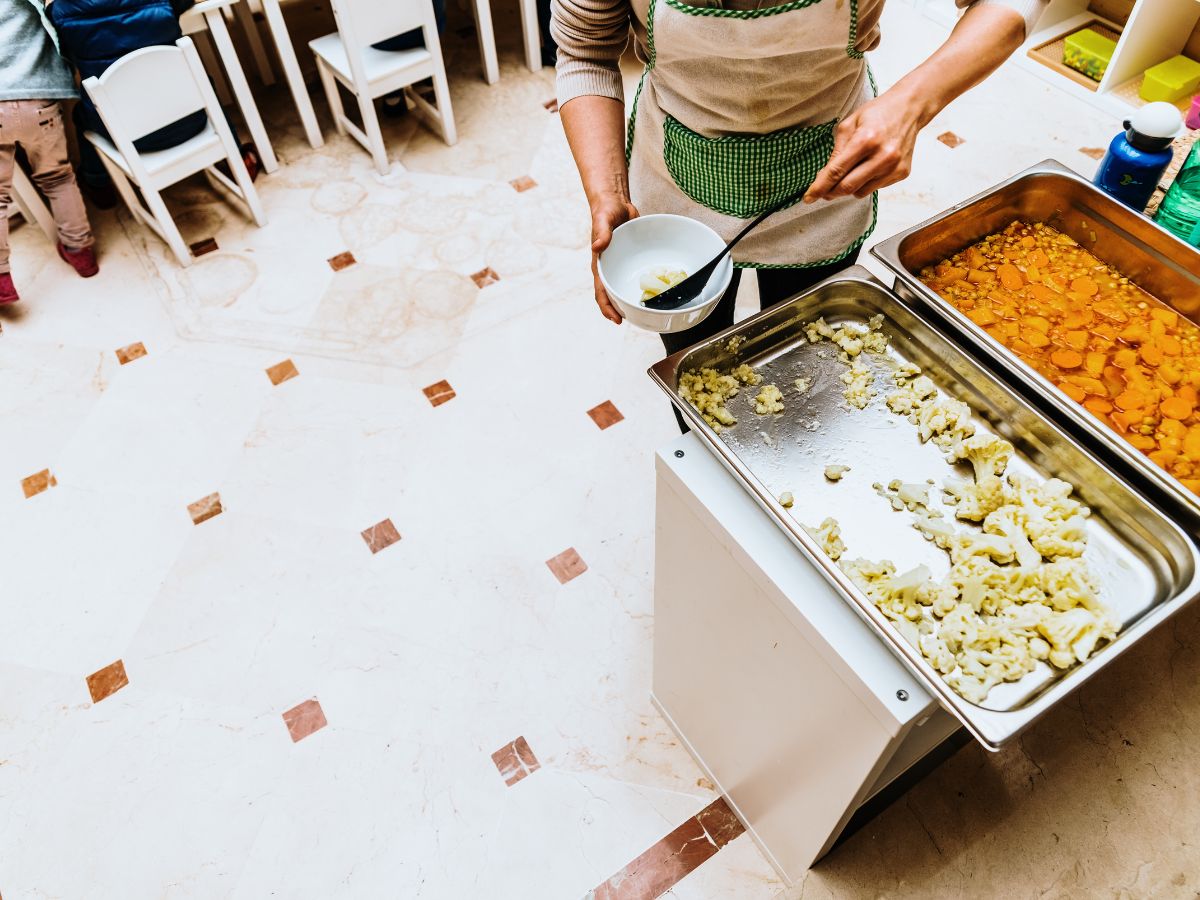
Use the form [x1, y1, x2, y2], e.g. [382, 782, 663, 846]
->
[3, 4, 1200, 899]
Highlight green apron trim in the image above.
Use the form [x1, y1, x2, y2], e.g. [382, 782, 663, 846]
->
[847, 0, 862, 58]
[625, 0, 658, 162]
[663, 115, 836, 219]
[736, 191, 878, 268]
[664, 0, 827, 18]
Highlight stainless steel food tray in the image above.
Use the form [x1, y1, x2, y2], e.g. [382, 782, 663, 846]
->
[648, 267, 1200, 750]
[871, 159, 1200, 529]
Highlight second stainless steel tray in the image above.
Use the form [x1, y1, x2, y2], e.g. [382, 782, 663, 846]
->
[648, 267, 1200, 750]
[871, 159, 1200, 529]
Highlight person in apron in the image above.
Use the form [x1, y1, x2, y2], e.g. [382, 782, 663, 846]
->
[551, 0, 1046, 364]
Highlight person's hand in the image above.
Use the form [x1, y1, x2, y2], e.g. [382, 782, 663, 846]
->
[589, 193, 639, 325]
[804, 90, 929, 203]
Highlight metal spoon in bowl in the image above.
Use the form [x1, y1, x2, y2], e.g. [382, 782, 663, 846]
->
[642, 185, 812, 311]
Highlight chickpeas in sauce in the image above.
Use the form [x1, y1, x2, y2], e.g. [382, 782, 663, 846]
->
[919, 221, 1200, 497]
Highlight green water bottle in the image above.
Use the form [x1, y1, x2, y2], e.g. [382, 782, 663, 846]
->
[1155, 141, 1200, 247]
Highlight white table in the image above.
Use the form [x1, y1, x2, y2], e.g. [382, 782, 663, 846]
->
[257, 0, 325, 149]
[181, 0, 282, 172]
[470, 0, 542, 85]
[655, 435, 962, 883]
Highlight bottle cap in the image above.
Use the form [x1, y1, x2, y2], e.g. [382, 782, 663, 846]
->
[1124, 102, 1183, 151]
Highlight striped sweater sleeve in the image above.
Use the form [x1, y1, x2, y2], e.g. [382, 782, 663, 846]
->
[550, 0, 633, 107]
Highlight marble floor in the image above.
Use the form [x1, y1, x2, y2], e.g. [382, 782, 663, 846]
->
[3, 3, 1199, 898]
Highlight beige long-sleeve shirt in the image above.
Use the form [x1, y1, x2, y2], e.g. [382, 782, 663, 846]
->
[552, 0, 1047, 109]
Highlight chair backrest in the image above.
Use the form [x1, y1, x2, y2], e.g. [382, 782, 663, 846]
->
[82, 41, 208, 142]
[329, 0, 429, 51]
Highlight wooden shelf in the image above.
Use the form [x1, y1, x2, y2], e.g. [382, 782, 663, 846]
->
[1027, 19, 1123, 92]
[927, 0, 1200, 117]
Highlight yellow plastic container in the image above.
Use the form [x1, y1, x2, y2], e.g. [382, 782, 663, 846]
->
[1063, 28, 1117, 82]
[1140, 56, 1200, 104]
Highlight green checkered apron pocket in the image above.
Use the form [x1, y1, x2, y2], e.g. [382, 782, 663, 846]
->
[662, 115, 838, 219]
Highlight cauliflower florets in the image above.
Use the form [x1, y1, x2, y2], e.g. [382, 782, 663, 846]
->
[753, 383, 784, 415]
[983, 505, 1041, 570]
[803, 517, 846, 561]
[944, 474, 1007, 522]
[886, 375, 938, 415]
[679, 364, 761, 431]
[947, 433, 1014, 481]
[803, 317, 835, 343]
[840, 358, 874, 409]
[914, 396, 976, 448]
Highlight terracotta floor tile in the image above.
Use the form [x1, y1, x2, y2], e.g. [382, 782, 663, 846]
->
[937, 131, 965, 149]
[470, 267, 500, 289]
[422, 380, 456, 407]
[282, 698, 327, 743]
[588, 798, 744, 899]
[86, 660, 129, 704]
[361, 518, 401, 554]
[328, 251, 356, 271]
[546, 547, 587, 584]
[509, 175, 538, 193]
[21, 469, 57, 499]
[189, 237, 219, 257]
[491, 736, 540, 786]
[266, 359, 299, 386]
[587, 400, 624, 430]
[115, 342, 147, 365]
[188, 492, 223, 525]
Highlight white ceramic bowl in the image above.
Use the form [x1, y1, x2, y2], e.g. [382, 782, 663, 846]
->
[598, 214, 733, 334]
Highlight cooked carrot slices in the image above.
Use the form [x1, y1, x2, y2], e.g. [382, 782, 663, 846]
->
[920, 221, 1200, 497]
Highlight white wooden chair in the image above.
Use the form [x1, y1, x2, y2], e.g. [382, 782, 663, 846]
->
[81, 37, 267, 267]
[309, 0, 456, 175]
[9, 167, 57, 243]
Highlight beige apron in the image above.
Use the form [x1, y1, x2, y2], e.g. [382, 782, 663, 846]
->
[627, 0, 877, 267]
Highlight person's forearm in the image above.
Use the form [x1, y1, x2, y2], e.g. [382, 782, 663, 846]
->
[886, 5, 1026, 128]
[560, 95, 629, 206]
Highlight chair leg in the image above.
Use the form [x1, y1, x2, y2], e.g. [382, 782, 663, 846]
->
[226, 155, 268, 227]
[356, 93, 390, 175]
[99, 158, 146, 222]
[430, 69, 458, 147]
[315, 60, 346, 136]
[140, 184, 193, 267]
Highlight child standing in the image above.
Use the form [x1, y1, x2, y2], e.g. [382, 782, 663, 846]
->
[0, 0, 99, 305]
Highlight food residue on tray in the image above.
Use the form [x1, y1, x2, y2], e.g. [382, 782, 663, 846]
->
[639, 265, 688, 303]
[794, 376, 812, 394]
[804, 314, 890, 407]
[754, 384, 785, 415]
[803, 517, 845, 561]
[779, 491, 794, 508]
[678, 364, 761, 431]
[824, 464, 850, 481]
[919, 220, 1200, 497]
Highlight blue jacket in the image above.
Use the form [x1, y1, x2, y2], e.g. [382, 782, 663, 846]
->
[49, 0, 206, 148]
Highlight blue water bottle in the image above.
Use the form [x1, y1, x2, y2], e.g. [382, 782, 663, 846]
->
[1093, 102, 1182, 212]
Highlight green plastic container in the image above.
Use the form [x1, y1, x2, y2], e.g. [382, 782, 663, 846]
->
[1140, 56, 1200, 104]
[1063, 28, 1116, 82]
